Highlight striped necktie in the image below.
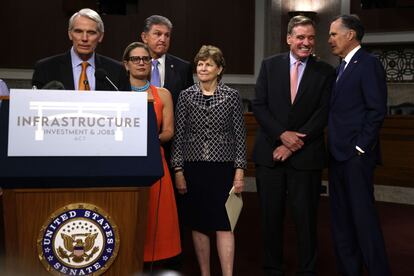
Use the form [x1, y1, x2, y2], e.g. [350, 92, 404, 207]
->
[336, 60, 347, 81]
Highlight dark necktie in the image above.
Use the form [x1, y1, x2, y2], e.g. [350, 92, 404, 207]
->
[336, 60, 347, 81]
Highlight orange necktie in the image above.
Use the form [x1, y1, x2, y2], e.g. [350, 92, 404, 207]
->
[290, 60, 300, 103]
[78, 61, 90, 91]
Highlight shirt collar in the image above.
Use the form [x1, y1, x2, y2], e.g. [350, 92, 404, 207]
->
[289, 52, 309, 66]
[343, 45, 361, 65]
[153, 54, 166, 66]
[70, 47, 96, 69]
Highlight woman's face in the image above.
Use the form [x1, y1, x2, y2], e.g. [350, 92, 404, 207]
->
[124, 47, 151, 80]
[196, 57, 222, 83]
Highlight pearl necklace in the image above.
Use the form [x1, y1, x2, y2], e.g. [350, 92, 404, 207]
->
[131, 81, 150, 92]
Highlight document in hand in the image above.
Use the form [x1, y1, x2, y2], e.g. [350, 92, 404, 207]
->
[225, 186, 243, 232]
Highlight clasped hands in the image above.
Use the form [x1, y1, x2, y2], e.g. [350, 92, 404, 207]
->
[273, 131, 306, 162]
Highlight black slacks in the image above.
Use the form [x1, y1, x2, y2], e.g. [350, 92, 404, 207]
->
[329, 154, 391, 276]
[256, 164, 321, 276]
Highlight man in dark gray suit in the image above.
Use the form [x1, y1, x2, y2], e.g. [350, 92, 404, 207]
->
[32, 8, 130, 91]
[141, 15, 194, 107]
[252, 16, 335, 275]
[141, 14, 193, 272]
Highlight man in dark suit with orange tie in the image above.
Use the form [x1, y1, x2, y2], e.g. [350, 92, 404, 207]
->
[32, 8, 130, 91]
[328, 15, 391, 276]
[252, 16, 335, 275]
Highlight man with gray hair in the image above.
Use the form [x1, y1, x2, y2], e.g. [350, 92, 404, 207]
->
[253, 15, 335, 275]
[141, 15, 193, 273]
[141, 15, 193, 106]
[0, 79, 9, 96]
[328, 14, 391, 276]
[32, 8, 130, 91]
[0, 79, 9, 110]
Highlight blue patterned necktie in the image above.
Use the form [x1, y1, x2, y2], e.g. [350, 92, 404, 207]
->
[336, 60, 347, 81]
[151, 59, 161, 87]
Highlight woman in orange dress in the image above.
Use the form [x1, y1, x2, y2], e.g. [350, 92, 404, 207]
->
[122, 42, 181, 264]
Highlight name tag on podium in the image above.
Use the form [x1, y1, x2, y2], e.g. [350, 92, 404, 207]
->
[8, 89, 148, 157]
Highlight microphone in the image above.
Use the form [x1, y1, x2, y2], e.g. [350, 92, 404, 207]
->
[95, 69, 119, 91]
[42, 81, 65, 90]
[83, 80, 90, 90]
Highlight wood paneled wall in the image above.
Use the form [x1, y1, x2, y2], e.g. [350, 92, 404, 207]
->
[245, 113, 414, 188]
[0, 0, 254, 74]
[351, 0, 414, 32]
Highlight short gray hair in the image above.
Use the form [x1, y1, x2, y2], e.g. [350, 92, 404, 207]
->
[142, 15, 173, 33]
[68, 8, 104, 33]
[332, 15, 365, 42]
[287, 15, 315, 35]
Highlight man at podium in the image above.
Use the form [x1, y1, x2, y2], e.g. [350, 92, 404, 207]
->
[0, 79, 9, 96]
[31, 8, 130, 91]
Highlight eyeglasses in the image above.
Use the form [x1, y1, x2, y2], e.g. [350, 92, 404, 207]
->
[128, 56, 151, 64]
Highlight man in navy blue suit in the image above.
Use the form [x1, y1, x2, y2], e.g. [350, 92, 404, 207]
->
[328, 15, 391, 276]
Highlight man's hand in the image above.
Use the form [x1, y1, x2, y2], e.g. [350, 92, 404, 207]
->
[272, 145, 293, 161]
[280, 131, 306, 152]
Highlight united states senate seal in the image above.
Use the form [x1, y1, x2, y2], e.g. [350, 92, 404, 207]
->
[37, 203, 120, 275]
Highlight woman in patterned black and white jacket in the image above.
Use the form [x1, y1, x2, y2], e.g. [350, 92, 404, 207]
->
[171, 45, 247, 276]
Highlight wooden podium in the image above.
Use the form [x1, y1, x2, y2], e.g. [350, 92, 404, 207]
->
[0, 97, 163, 275]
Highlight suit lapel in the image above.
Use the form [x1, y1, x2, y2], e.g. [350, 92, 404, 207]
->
[95, 54, 103, 90]
[335, 48, 362, 87]
[294, 56, 315, 105]
[333, 48, 364, 97]
[280, 54, 291, 105]
[61, 52, 75, 90]
[164, 54, 174, 89]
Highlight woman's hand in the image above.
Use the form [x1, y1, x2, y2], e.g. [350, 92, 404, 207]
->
[233, 168, 245, 193]
[175, 171, 187, 194]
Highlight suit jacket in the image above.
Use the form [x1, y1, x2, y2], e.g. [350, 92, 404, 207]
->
[328, 48, 387, 163]
[252, 53, 335, 170]
[171, 83, 247, 169]
[163, 53, 194, 106]
[32, 51, 131, 91]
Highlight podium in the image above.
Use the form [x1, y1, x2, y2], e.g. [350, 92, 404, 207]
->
[0, 97, 163, 275]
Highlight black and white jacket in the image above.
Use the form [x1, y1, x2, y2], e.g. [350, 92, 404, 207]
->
[171, 82, 247, 169]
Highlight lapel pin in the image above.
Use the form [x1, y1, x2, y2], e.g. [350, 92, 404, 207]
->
[171, 64, 174, 68]
[353, 60, 358, 64]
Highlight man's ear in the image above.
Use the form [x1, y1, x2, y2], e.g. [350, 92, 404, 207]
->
[98, 32, 104, 43]
[286, 34, 292, 46]
[347, 30, 355, 41]
[141, 32, 147, 43]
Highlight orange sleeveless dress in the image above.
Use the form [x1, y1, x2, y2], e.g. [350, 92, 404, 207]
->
[143, 85, 181, 261]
